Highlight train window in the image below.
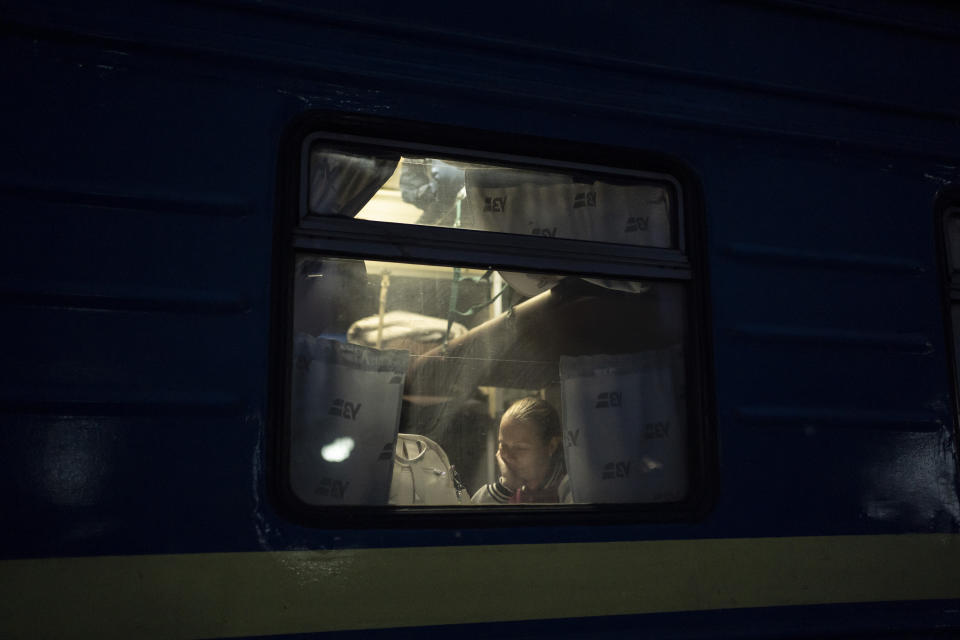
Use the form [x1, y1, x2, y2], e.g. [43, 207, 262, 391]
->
[278, 125, 704, 521]
[304, 146, 681, 250]
[945, 208, 960, 279]
[942, 205, 960, 424]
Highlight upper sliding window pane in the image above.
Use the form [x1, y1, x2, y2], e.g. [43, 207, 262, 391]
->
[306, 146, 679, 249]
[946, 208, 960, 277]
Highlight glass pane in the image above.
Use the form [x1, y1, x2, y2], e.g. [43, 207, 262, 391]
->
[947, 209, 960, 276]
[307, 148, 677, 249]
[953, 306, 960, 383]
[290, 255, 688, 506]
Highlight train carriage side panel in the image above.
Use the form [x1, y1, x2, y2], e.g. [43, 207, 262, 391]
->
[1, 1, 959, 638]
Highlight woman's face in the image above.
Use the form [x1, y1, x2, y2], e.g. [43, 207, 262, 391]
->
[497, 415, 559, 489]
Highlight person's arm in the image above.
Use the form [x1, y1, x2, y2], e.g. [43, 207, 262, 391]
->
[470, 450, 522, 503]
[558, 475, 573, 504]
[470, 478, 515, 504]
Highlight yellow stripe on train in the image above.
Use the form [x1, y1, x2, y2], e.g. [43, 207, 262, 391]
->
[1, 534, 958, 639]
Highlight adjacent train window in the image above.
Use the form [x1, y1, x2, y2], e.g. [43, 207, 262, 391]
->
[279, 126, 704, 519]
[942, 205, 960, 425]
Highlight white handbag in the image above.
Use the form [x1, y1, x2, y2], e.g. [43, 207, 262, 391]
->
[389, 434, 466, 505]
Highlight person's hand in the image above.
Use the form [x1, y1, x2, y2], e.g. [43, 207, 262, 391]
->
[415, 182, 437, 205]
[496, 451, 521, 493]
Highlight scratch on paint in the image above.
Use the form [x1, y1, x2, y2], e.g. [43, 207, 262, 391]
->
[924, 173, 950, 185]
[276, 89, 310, 105]
[250, 414, 275, 553]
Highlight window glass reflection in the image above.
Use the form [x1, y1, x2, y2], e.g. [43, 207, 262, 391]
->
[307, 150, 676, 249]
[290, 256, 688, 506]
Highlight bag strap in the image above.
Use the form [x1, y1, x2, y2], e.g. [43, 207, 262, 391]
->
[395, 434, 428, 464]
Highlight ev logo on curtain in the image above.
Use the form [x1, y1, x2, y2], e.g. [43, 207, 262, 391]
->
[328, 398, 362, 420]
[595, 391, 622, 408]
[602, 461, 631, 480]
[316, 476, 350, 500]
[483, 196, 507, 212]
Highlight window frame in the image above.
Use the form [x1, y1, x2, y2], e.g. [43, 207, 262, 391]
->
[270, 112, 716, 528]
[936, 188, 960, 471]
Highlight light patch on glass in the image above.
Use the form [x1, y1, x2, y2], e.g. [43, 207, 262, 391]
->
[321, 437, 356, 463]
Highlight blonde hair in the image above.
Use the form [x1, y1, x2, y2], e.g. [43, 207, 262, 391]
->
[502, 397, 561, 443]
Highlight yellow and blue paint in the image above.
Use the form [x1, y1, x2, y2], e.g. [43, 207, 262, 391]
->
[2, 534, 958, 638]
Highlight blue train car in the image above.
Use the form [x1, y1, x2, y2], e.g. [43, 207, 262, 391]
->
[2, 1, 960, 638]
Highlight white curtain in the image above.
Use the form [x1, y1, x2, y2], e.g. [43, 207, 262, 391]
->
[290, 335, 409, 505]
[308, 148, 399, 219]
[465, 168, 672, 248]
[560, 348, 686, 503]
